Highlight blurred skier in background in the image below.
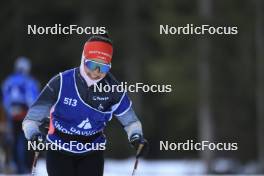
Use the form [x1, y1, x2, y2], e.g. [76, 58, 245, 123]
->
[1, 57, 39, 174]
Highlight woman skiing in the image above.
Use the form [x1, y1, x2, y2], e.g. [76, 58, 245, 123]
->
[22, 34, 147, 176]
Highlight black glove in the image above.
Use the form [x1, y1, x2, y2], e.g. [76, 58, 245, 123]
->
[39, 117, 50, 135]
[129, 134, 148, 157]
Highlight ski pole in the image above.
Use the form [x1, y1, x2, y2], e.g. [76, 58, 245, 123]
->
[31, 151, 40, 176]
[131, 143, 144, 176]
[31, 135, 43, 176]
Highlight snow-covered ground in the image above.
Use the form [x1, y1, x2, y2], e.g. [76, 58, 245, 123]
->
[0, 158, 263, 176]
[35, 158, 205, 176]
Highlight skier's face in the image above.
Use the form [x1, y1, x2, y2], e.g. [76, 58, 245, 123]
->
[84, 59, 108, 80]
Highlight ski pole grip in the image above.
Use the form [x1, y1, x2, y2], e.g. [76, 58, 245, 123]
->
[37, 135, 43, 143]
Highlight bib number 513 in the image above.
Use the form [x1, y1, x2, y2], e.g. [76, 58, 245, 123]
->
[63, 97, 77, 107]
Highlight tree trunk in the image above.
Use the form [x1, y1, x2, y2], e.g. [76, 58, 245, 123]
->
[255, 0, 264, 172]
[198, 0, 214, 173]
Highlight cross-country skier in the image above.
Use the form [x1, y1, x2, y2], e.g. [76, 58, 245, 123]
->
[2, 57, 39, 174]
[22, 34, 148, 176]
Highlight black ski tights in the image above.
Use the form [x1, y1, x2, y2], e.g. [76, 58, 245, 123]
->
[46, 150, 104, 176]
